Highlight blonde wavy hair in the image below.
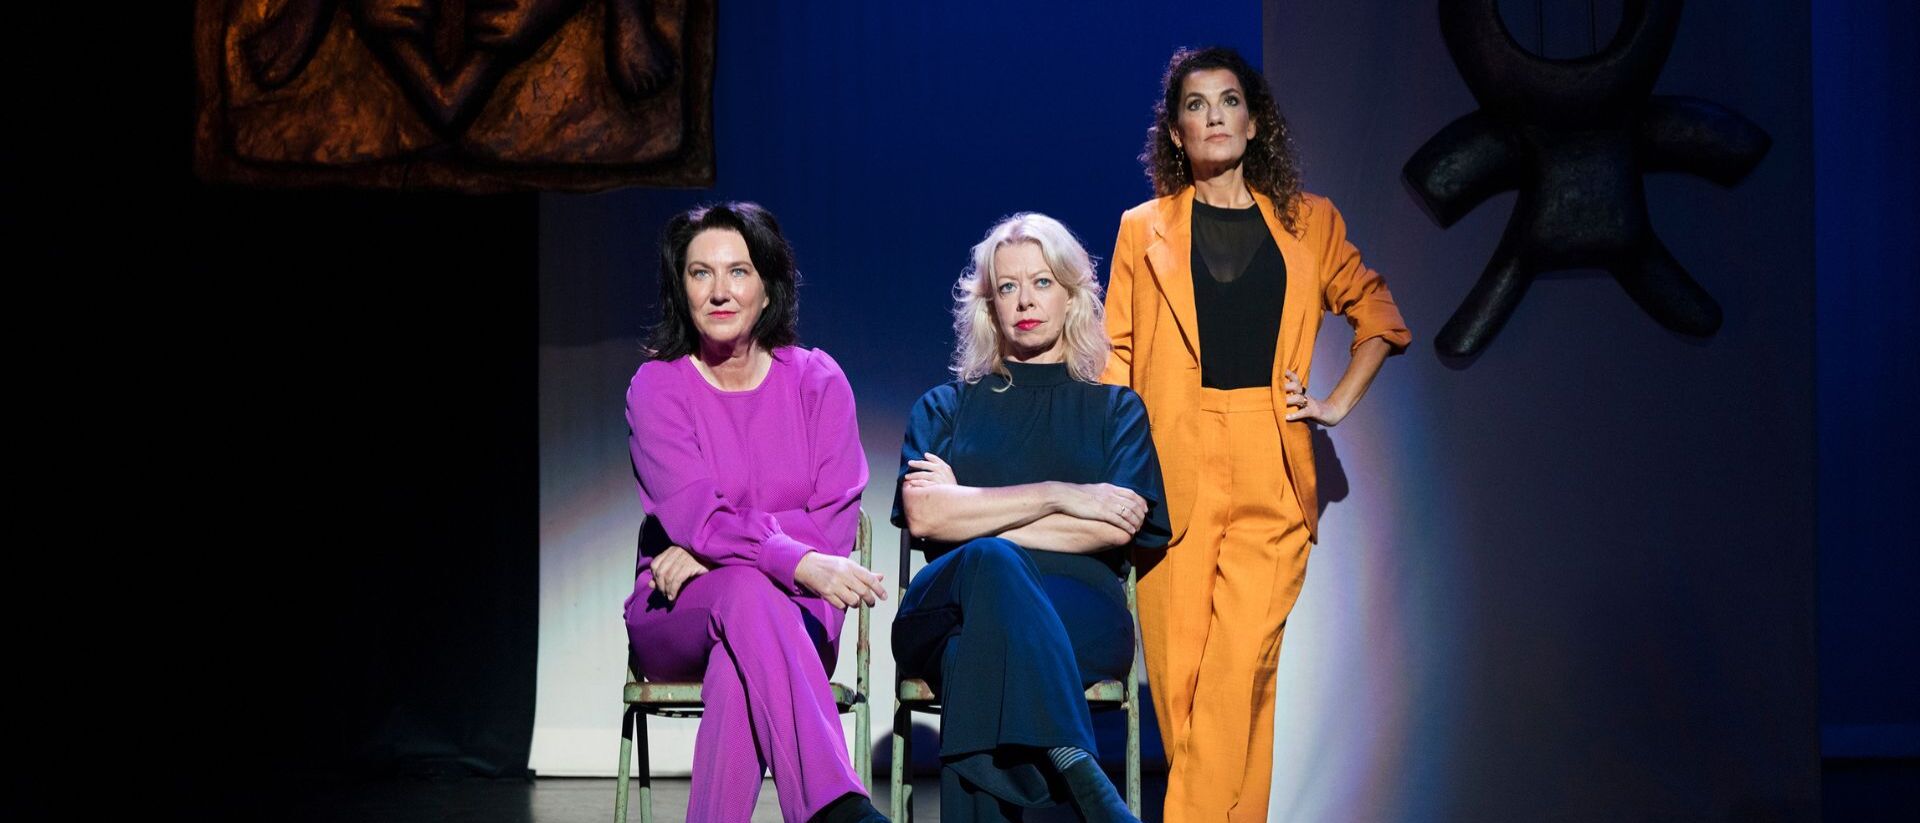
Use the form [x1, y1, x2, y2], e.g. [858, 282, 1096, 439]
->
[950, 213, 1110, 386]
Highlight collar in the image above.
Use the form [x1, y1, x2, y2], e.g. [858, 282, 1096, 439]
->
[998, 359, 1073, 387]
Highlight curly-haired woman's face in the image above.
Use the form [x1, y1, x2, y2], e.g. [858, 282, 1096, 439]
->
[683, 228, 769, 353]
[1172, 68, 1256, 172]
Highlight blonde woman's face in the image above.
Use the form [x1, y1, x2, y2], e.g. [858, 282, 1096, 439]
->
[990, 241, 1070, 364]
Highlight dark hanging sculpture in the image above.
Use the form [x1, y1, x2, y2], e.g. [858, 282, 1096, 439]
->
[1403, 0, 1770, 357]
[194, 0, 714, 192]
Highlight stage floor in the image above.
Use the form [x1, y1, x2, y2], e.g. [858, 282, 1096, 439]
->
[254, 774, 1170, 822]
[180, 765, 1917, 821]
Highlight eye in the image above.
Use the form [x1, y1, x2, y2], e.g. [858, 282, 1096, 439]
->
[1185, 98, 1203, 111]
[997, 281, 1018, 295]
[1035, 277, 1053, 288]
[730, 267, 749, 278]
[689, 268, 710, 280]
[1225, 94, 1241, 106]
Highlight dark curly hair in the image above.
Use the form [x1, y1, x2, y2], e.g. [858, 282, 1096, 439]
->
[643, 202, 801, 361]
[1141, 46, 1305, 235]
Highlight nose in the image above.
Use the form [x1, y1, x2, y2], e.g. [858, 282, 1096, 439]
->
[1206, 104, 1224, 127]
[708, 276, 734, 304]
[1016, 283, 1036, 309]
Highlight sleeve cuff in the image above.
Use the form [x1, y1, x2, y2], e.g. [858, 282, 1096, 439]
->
[757, 534, 815, 593]
[1351, 325, 1413, 355]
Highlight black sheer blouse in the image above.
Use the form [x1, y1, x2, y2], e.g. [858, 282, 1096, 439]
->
[1191, 198, 1287, 389]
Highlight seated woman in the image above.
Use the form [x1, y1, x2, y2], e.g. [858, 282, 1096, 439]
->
[624, 202, 890, 823]
[892, 213, 1171, 823]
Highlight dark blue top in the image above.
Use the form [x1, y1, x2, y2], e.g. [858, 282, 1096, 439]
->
[891, 360, 1172, 583]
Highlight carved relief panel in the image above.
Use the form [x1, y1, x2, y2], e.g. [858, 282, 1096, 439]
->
[195, 0, 714, 191]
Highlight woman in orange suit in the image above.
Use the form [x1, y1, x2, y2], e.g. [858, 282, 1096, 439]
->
[1102, 47, 1411, 822]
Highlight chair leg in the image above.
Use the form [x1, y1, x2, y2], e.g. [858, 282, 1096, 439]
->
[636, 709, 654, 823]
[1126, 563, 1142, 817]
[856, 697, 872, 794]
[1126, 689, 1141, 817]
[891, 700, 911, 823]
[615, 706, 635, 823]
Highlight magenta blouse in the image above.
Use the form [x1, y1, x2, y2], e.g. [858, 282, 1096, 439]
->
[625, 346, 867, 603]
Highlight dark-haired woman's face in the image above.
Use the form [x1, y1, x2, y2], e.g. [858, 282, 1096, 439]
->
[683, 228, 770, 353]
[1171, 68, 1256, 173]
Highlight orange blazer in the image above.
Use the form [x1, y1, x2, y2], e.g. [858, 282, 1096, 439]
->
[1100, 188, 1411, 543]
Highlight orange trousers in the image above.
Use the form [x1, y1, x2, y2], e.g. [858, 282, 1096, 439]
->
[1140, 387, 1313, 823]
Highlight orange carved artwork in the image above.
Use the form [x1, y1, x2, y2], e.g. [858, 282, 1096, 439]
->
[194, 0, 714, 191]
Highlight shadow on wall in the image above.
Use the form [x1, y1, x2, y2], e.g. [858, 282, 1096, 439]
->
[1312, 427, 1350, 519]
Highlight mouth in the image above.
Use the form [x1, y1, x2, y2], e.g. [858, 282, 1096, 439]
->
[1204, 134, 1232, 143]
[1015, 319, 1043, 331]
[708, 310, 738, 320]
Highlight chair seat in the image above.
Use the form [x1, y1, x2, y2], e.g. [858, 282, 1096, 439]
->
[626, 680, 862, 713]
[897, 677, 1126, 707]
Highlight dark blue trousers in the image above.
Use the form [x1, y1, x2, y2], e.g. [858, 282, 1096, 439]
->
[892, 537, 1132, 822]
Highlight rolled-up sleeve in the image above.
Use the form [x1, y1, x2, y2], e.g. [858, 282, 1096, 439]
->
[1313, 196, 1412, 355]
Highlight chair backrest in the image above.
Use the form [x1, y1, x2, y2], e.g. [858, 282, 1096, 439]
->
[897, 528, 915, 603]
[852, 511, 872, 702]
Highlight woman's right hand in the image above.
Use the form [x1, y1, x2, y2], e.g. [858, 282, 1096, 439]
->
[794, 552, 889, 609]
[649, 545, 711, 601]
[1054, 482, 1148, 534]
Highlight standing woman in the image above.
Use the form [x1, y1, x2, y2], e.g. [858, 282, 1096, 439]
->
[624, 202, 890, 823]
[1102, 47, 1411, 822]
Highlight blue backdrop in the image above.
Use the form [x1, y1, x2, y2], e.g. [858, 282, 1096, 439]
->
[537, 0, 1916, 819]
[541, 1, 1260, 416]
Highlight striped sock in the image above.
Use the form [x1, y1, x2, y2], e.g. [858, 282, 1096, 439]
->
[1048, 745, 1093, 772]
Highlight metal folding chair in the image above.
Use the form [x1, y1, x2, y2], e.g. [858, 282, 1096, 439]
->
[614, 512, 874, 823]
[887, 533, 1141, 821]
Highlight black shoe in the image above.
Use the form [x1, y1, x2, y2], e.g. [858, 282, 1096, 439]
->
[1058, 758, 1139, 823]
[810, 790, 890, 823]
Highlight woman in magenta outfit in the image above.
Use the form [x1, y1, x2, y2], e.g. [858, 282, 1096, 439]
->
[623, 202, 891, 823]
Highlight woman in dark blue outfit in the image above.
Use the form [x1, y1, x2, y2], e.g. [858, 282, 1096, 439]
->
[893, 214, 1171, 823]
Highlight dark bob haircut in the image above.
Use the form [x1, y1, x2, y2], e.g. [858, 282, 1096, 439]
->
[643, 201, 801, 361]
[1141, 46, 1305, 235]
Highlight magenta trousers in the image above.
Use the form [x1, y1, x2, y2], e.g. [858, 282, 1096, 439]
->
[625, 565, 864, 823]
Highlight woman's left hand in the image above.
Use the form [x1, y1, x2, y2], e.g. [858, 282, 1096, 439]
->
[904, 453, 958, 488]
[1283, 369, 1349, 426]
[795, 552, 889, 609]
[649, 545, 711, 601]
